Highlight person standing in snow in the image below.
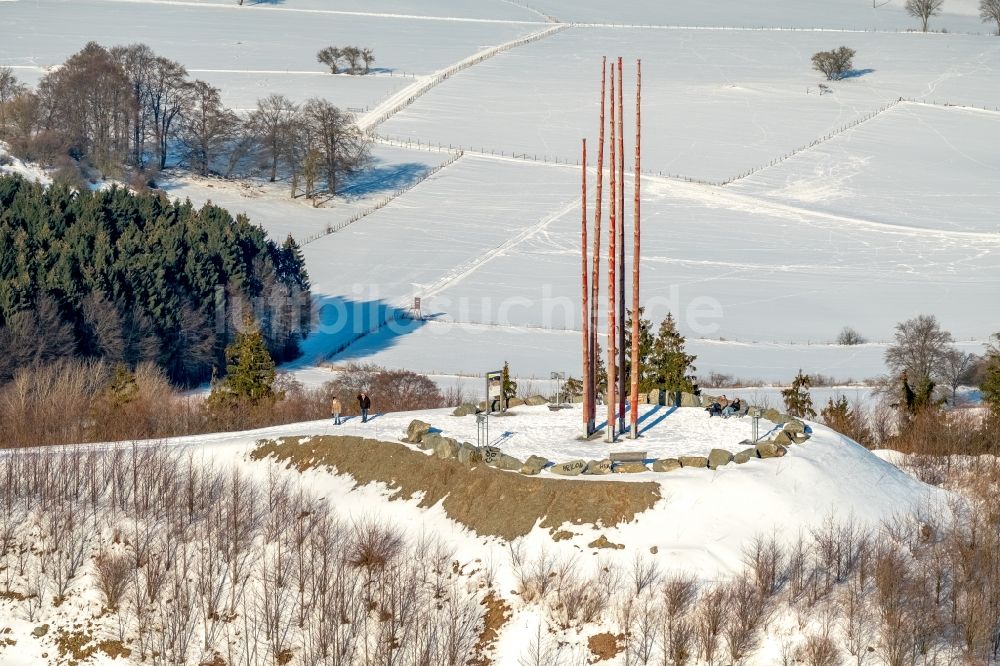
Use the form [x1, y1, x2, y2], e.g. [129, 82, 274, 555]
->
[330, 396, 343, 425]
[358, 391, 372, 423]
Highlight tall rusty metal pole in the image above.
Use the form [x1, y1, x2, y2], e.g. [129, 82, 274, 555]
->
[590, 58, 606, 433]
[616, 57, 627, 435]
[629, 60, 642, 439]
[581, 138, 591, 437]
[606, 64, 617, 443]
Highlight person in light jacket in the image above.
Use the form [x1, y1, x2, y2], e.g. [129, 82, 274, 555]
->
[330, 397, 343, 425]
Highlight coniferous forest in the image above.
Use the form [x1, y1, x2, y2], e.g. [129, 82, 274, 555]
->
[0, 173, 311, 386]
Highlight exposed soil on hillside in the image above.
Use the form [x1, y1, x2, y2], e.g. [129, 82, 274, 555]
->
[251, 435, 661, 540]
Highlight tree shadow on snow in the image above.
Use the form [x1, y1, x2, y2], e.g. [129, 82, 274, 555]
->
[842, 68, 876, 79]
[337, 162, 431, 201]
[286, 296, 434, 370]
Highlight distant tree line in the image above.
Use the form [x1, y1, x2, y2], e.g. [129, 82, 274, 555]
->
[0, 174, 311, 386]
[0, 42, 370, 202]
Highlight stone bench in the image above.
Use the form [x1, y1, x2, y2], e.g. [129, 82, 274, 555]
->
[610, 450, 647, 463]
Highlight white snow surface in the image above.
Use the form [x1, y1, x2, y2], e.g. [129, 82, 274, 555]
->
[380, 29, 1000, 182]
[0, 0, 539, 74]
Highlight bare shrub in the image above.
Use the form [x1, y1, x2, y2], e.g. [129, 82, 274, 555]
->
[347, 518, 404, 572]
[837, 326, 866, 346]
[812, 47, 857, 81]
[94, 550, 133, 609]
[744, 533, 785, 597]
[695, 585, 726, 664]
[660, 573, 698, 666]
[631, 551, 662, 596]
[723, 576, 771, 663]
[797, 631, 840, 666]
[324, 362, 445, 416]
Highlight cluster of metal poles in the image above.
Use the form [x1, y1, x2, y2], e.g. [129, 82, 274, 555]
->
[581, 57, 642, 442]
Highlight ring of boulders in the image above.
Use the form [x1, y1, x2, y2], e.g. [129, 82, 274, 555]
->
[404, 395, 811, 477]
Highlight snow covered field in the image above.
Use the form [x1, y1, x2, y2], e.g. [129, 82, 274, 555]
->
[380, 29, 1000, 182]
[527, 0, 989, 32]
[3, 0, 997, 387]
[0, 1, 539, 74]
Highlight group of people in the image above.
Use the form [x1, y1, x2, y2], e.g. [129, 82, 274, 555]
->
[706, 394, 743, 419]
[329, 392, 372, 425]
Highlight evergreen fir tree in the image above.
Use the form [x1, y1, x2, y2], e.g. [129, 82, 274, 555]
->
[501, 361, 517, 408]
[899, 370, 939, 414]
[982, 333, 1000, 411]
[782, 369, 816, 419]
[624, 307, 656, 391]
[820, 395, 871, 445]
[649, 313, 697, 393]
[107, 363, 138, 407]
[209, 316, 277, 406]
[821, 395, 850, 428]
[594, 342, 608, 398]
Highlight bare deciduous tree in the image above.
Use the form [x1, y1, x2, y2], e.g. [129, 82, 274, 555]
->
[982, 0, 1000, 34]
[178, 80, 235, 176]
[906, 0, 945, 31]
[885, 314, 954, 385]
[36, 42, 134, 173]
[940, 347, 978, 404]
[302, 98, 370, 198]
[251, 94, 299, 182]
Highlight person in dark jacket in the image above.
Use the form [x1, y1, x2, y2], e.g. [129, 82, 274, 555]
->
[358, 392, 371, 423]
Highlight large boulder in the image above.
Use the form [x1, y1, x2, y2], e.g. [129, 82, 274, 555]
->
[434, 437, 461, 460]
[494, 454, 523, 471]
[549, 459, 586, 476]
[615, 462, 649, 473]
[792, 431, 809, 444]
[584, 459, 613, 475]
[520, 455, 549, 475]
[756, 441, 788, 459]
[419, 432, 444, 451]
[761, 408, 783, 423]
[708, 448, 734, 470]
[772, 430, 794, 446]
[734, 448, 756, 464]
[652, 458, 681, 473]
[525, 395, 550, 406]
[679, 456, 709, 468]
[405, 420, 432, 444]
[783, 420, 806, 435]
[507, 397, 526, 408]
[680, 392, 701, 408]
[457, 442, 483, 465]
[452, 403, 478, 417]
[648, 389, 663, 406]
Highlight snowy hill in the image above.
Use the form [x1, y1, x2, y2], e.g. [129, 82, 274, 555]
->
[0, 403, 949, 665]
